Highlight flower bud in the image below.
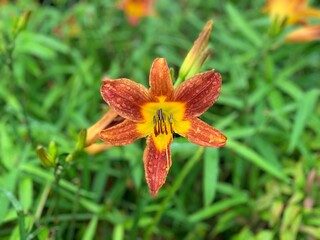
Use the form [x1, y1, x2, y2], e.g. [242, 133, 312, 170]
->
[36, 145, 56, 167]
[13, 11, 31, 37]
[176, 20, 213, 86]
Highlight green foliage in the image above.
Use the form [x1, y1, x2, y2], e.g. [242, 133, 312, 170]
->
[0, 0, 320, 239]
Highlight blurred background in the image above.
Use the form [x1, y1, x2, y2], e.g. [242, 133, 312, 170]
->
[0, 0, 320, 239]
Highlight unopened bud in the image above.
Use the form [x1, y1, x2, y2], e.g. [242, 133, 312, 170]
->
[36, 145, 56, 167]
[13, 11, 31, 37]
[76, 129, 87, 151]
[176, 20, 213, 87]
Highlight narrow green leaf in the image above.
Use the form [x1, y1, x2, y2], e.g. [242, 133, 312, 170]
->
[226, 139, 289, 182]
[112, 224, 124, 240]
[0, 187, 27, 239]
[203, 148, 219, 207]
[276, 79, 303, 101]
[288, 89, 319, 152]
[226, 3, 262, 47]
[82, 215, 99, 240]
[18, 176, 33, 211]
[0, 169, 19, 223]
[0, 121, 19, 169]
[188, 195, 248, 223]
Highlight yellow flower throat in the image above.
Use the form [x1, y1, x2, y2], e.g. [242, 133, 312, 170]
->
[137, 97, 191, 151]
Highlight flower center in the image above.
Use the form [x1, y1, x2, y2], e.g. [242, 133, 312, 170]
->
[153, 108, 174, 137]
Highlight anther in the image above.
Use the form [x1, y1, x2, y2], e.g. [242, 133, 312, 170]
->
[153, 109, 173, 136]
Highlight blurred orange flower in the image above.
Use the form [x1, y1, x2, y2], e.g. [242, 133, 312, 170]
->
[54, 15, 81, 39]
[117, 0, 154, 25]
[263, 0, 320, 27]
[286, 25, 320, 42]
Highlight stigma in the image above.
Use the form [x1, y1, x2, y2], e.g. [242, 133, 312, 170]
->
[153, 108, 173, 137]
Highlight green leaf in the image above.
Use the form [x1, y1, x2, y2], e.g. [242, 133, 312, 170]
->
[0, 169, 19, 224]
[203, 148, 219, 207]
[0, 185, 27, 239]
[18, 176, 33, 211]
[188, 195, 248, 223]
[0, 121, 18, 170]
[226, 3, 262, 47]
[82, 215, 99, 240]
[112, 224, 124, 240]
[288, 89, 319, 152]
[226, 139, 289, 182]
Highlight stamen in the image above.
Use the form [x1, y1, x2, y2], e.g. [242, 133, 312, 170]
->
[169, 113, 173, 123]
[169, 113, 173, 134]
[153, 108, 174, 136]
[165, 145, 171, 171]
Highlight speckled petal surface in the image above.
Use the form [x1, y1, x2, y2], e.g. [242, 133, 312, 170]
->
[100, 119, 144, 145]
[174, 70, 222, 118]
[149, 58, 174, 99]
[184, 118, 227, 147]
[143, 135, 172, 197]
[101, 78, 151, 122]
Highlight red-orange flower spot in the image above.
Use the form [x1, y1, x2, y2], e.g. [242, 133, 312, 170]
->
[100, 58, 227, 197]
[262, 0, 320, 27]
[285, 25, 320, 42]
[117, 0, 154, 25]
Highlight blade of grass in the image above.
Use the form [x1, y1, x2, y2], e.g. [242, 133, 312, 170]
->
[0, 187, 27, 240]
[226, 3, 262, 47]
[288, 89, 319, 152]
[203, 148, 219, 207]
[226, 139, 289, 182]
[82, 215, 99, 240]
[188, 194, 248, 223]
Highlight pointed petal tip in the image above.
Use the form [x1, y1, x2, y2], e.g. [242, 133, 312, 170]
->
[149, 58, 174, 98]
[100, 78, 150, 121]
[153, 57, 166, 64]
[143, 136, 172, 198]
[216, 134, 227, 147]
[184, 118, 227, 148]
[102, 77, 112, 83]
[149, 188, 159, 198]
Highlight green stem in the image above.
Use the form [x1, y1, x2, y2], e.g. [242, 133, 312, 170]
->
[173, 76, 184, 88]
[144, 147, 204, 239]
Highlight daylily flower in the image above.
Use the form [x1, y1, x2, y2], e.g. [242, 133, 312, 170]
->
[117, 0, 154, 25]
[285, 25, 320, 42]
[263, 0, 320, 30]
[100, 58, 226, 196]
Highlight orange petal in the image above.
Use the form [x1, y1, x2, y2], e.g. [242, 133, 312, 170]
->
[174, 70, 222, 117]
[184, 118, 226, 147]
[143, 135, 172, 197]
[100, 120, 143, 145]
[299, 7, 320, 19]
[149, 58, 174, 99]
[101, 78, 151, 122]
[286, 25, 320, 43]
